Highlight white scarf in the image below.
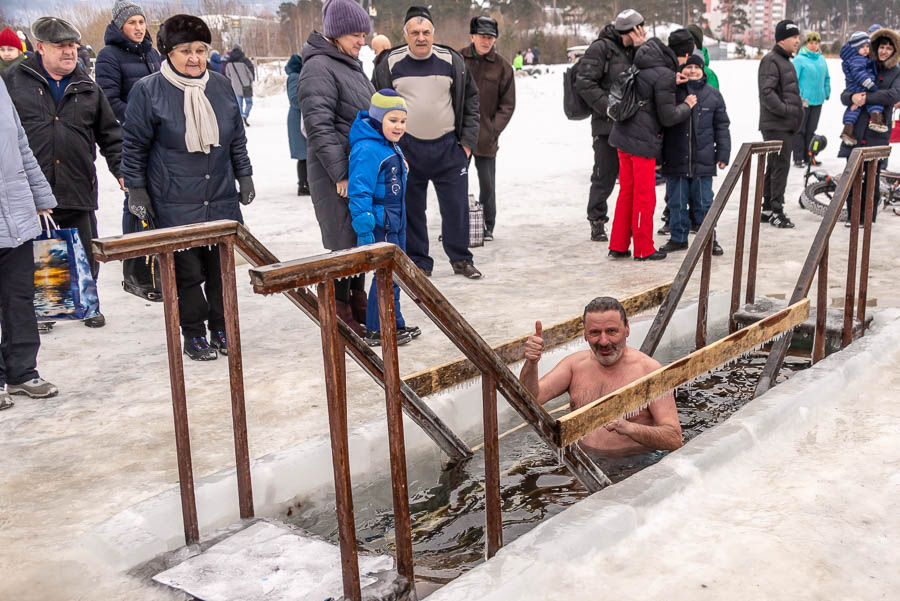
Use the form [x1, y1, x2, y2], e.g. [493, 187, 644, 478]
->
[160, 60, 220, 154]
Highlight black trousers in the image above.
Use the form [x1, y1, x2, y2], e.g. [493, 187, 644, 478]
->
[762, 130, 794, 214]
[588, 134, 618, 223]
[52, 208, 100, 282]
[792, 104, 823, 164]
[173, 246, 225, 338]
[0, 240, 40, 387]
[846, 157, 881, 223]
[473, 155, 496, 232]
[400, 132, 472, 271]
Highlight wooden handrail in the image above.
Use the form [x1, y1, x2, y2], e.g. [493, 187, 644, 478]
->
[556, 300, 809, 447]
[755, 145, 890, 395]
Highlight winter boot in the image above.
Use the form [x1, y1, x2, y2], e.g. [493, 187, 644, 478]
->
[451, 260, 483, 279]
[608, 249, 631, 259]
[84, 313, 106, 328]
[0, 387, 13, 411]
[184, 336, 217, 361]
[589, 219, 608, 242]
[297, 160, 309, 196]
[840, 123, 857, 145]
[659, 240, 688, 253]
[336, 300, 366, 337]
[349, 289, 367, 325]
[634, 249, 668, 261]
[210, 330, 228, 356]
[868, 112, 889, 133]
[712, 241, 724, 256]
[7, 377, 59, 398]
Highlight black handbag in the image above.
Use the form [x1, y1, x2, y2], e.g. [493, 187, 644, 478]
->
[122, 215, 163, 301]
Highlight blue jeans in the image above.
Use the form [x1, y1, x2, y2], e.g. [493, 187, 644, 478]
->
[665, 176, 715, 243]
[235, 95, 253, 119]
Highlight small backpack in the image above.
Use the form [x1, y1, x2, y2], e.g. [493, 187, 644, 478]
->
[607, 65, 646, 122]
[563, 61, 591, 121]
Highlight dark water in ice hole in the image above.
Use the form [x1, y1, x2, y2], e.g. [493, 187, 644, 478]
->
[285, 350, 809, 595]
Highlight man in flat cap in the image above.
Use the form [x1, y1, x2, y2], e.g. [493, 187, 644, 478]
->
[373, 6, 483, 279]
[575, 8, 646, 243]
[461, 16, 515, 242]
[2, 17, 124, 328]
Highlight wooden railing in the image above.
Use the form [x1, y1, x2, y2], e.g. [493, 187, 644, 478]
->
[641, 141, 783, 356]
[755, 145, 890, 395]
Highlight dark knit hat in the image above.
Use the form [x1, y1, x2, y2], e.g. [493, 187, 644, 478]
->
[112, 0, 145, 30]
[775, 19, 800, 43]
[614, 8, 643, 34]
[681, 54, 704, 71]
[157, 14, 211, 55]
[0, 27, 20, 49]
[31, 16, 81, 44]
[848, 31, 870, 49]
[322, 0, 371, 39]
[405, 6, 433, 25]
[687, 24, 704, 49]
[668, 28, 695, 57]
[470, 16, 498, 37]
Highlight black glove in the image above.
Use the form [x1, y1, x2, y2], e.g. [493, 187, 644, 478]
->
[127, 187, 154, 220]
[238, 175, 255, 206]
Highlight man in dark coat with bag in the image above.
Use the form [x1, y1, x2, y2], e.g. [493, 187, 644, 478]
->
[2, 16, 124, 329]
[574, 8, 645, 243]
[461, 15, 515, 241]
[758, 19, 803, 229]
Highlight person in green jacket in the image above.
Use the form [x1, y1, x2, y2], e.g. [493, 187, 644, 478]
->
[512, 49, 523, 70]
[791, 31, 830, 166]
[687, 24, 719, 89]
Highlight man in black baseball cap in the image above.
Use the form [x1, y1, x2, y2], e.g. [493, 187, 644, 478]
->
[461, 16, 515, 241]
[757, 18, 803, 228]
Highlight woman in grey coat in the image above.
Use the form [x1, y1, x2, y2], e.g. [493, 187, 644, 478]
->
[0, 76, 58, 409]
[298, 0, 374, 336]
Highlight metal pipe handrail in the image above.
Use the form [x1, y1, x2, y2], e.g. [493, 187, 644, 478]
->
[755, 145, 890, 395]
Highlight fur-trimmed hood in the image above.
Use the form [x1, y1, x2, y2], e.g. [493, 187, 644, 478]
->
[870, 28, 900, 70]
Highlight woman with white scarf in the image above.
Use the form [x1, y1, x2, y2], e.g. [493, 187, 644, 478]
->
[121, 14, 254, 361]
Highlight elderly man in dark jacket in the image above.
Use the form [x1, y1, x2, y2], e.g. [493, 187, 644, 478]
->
[575, 8, 645, 242]
[608, 33, 695, 262]
[758, 19, 803, 229]
[461, 16, 515, 241]
[373, 6, 482, 279]
[839, 27, 900, 223]
[3, 16, 123, 328]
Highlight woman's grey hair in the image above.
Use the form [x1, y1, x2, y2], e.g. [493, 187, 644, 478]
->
[170, 41, 212, 55]
[583, 296, 627, 324]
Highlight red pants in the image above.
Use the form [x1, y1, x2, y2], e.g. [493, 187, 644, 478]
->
[609, 150, 657, 258]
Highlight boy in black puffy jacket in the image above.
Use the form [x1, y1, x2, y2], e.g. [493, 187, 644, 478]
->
[660, 55, 731, 256]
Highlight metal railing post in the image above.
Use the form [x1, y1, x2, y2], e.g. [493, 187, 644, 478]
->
[481, 372, 502, 559]
[218, 240, 254, 519]
[158, 251, 200, 545]
[317, 281, 361, 601]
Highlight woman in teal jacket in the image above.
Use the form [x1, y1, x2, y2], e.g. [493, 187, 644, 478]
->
[792, 32, 831, 166]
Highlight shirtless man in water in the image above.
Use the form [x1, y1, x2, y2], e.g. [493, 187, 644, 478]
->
[519, 296, 682, 457]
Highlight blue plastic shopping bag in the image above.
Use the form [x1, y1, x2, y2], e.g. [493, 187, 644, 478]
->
[32, 215, 99, 321]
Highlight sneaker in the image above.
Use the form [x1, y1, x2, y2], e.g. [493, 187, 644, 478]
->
[657, 223, 670, 235]
[793, 160, 806, 169]
[712, 241, 724, 256]
[840, 123, 857, 145]
[659, 240, 688, 253]
[37, 321, 55, 334]
[397, 325, 422, 338]
[210, 330, 228, 356]
[184, 336, 217, 361]
[760, 210, 772, 224]
[769, 212, 795, 228]
[7, 378, 58, 399]
[844, 220, 865, 228]
[483, 229, 494, 242]
[608, 249, 631, 259]
[451, 260, 483, 279]
[589, 219, 608, 242]
[869, 111, 889, 133]
[0, 387, 14, 411]
[84, 313, 106, 328]
[634, 249, 668, 261]
[364, 329, 413, 347]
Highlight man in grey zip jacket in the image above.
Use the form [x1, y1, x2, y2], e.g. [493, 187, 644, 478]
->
[0, 76, 58, 408]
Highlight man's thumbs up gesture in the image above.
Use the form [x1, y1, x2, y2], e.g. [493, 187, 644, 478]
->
[524, 320, 544, 362]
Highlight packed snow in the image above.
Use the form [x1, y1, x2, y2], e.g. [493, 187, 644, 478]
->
[2, 56, 900, 601]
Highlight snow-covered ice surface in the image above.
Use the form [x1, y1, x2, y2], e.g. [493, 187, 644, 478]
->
[3, 57, 900, 600]
[152, 521, 393, 600]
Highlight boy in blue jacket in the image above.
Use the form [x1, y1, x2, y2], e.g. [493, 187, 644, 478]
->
[349, 89, 421, 347]
[840, 31, 888, 145]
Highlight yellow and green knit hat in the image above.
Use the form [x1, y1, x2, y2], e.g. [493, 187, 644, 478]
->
[369, 89, 407, 123]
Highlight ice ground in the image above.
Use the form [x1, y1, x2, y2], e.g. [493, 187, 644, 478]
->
[2, 58, 900, 600]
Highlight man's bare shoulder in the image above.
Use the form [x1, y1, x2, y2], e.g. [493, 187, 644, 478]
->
[624, 347, 663, 375]
[562, 349, 594, 367]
